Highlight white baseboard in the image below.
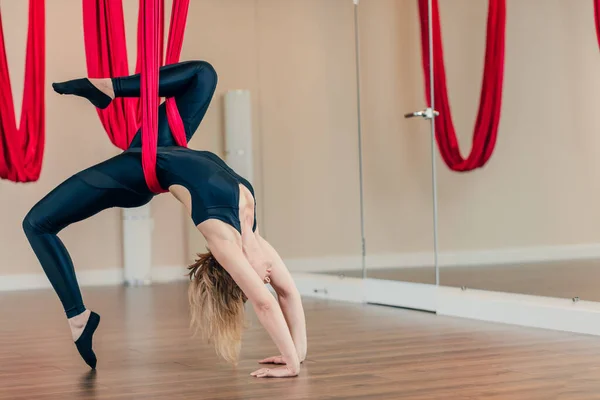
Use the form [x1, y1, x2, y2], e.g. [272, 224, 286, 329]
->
[292, 273, 365, 303]
[440, 243, 600, 267]
[436, 286, 600, 336]
[0, 272, 58, 292]
[0, 268, 125, 292]
[365, 278, 437, 311]
[152, 265, 189, 283]
[285, 255, 363, 273]
[0, 265, 189, 292]
[293, 272, 600, 337]
[284, 243, 600, 273]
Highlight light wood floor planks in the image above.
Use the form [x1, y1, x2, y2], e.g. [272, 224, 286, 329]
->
[1, 282, 600, 399]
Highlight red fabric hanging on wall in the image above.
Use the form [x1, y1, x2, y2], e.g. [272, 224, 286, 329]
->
[82, 0, 140, 150]
[82, 0, 190, 192]
[417, 0, 506, 172]
[164, 0, 189, 147]
[0, 0, 45, 182]
[594, 0, 600, 49]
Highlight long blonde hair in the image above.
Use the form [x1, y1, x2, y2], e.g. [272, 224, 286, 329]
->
[187, 252, 247, 364]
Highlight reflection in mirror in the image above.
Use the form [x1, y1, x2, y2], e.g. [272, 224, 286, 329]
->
[321, 0, 438, 284]
[434, 0, 600, 301]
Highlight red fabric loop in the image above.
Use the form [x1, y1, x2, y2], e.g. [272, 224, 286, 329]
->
[165, 0, 190, 148]
[0, 0, 45, 182]
[82, 0, 139, 150]
[595, 0, 600, 50]
[82, 0, 190, 193]
[418, 0, 506, 172]
[139, 0, 162, 193]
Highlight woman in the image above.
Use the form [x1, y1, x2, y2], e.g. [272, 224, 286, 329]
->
[23, 61, 307, 378]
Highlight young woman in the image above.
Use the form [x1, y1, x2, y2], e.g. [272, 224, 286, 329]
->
[23, 61, 307, 378]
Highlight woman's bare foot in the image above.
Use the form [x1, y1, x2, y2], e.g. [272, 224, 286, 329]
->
[88, 78, 115, 99]
[69, 309, 91, 341]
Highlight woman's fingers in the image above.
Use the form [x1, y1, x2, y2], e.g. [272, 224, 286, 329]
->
[251, 368, 270, 377]
[251, 366, 298, 378]
[259, 355, 283, 364]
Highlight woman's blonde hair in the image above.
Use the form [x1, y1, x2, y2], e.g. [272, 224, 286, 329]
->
[187, 252, 247, 364]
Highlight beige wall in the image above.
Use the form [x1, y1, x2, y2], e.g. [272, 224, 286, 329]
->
[256, 0, 362, 258]
[434, 0, 600, 251]
[1, 0, 600, 279]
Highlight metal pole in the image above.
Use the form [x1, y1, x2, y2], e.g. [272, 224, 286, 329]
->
[353, 0, 367, 279]
[427, 0, 440, 285]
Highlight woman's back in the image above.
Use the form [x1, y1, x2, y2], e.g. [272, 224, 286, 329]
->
[155, 147, 256, 233]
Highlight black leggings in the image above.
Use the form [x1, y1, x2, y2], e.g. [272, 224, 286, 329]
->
[22, 61, 217, 318]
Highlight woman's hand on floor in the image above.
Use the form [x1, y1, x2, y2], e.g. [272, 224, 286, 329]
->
[251, 365, 299, 378]
[259, 355, 285, 365]
[259, 355, 304, 365]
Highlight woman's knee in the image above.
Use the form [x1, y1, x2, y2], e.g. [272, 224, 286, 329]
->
[22, 199, 61, 237]
[22, 205, 47, 237]
[191, 60, 218, 87]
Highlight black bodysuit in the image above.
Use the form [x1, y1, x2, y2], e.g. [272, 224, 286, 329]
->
[22, 61, 255, 319]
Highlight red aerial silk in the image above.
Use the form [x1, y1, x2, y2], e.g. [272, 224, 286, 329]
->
[418, 0, 506, 172]
[0, 0, 45, 182]
[82, 0, 140, 150]
[163, 0, 189, 148]
[595, 0, 600, 50]
[139, 0, 162, 193]
[82, 0, 190, 192]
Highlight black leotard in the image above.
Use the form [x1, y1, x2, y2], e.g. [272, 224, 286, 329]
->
[78, 146, 257, 232]
[155, 147, 256, 232]
[22, 61, 255, 320]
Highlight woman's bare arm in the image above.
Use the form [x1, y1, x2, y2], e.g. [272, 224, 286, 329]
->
[208, 236, 300, 377]
[257, 235, 307, 362]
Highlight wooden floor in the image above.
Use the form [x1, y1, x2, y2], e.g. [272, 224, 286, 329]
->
[325, 258, 600, 301]
[2, 283, 600, 399]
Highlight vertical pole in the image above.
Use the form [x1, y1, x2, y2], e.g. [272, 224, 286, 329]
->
[353, 0, 367, 279]
[427, 0, 440, 285]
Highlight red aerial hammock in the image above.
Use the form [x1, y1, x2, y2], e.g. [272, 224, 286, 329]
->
[82, 0, 190, 193]
[595, 0, 600, 50]
[0, 0, 45, 183]
[417, 0, 506, 172]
